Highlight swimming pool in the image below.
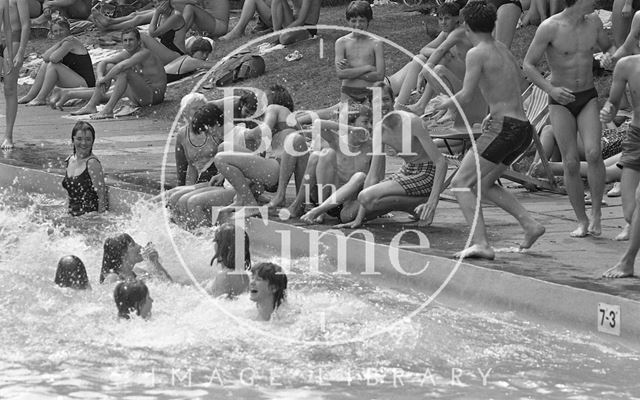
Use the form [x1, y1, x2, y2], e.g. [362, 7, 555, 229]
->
[1, 186, 639, 399]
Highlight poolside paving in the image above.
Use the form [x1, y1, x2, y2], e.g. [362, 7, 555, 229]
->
[2, 96, 639, 302]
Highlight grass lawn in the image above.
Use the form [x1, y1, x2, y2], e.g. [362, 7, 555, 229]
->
[20, 2, 613, 123]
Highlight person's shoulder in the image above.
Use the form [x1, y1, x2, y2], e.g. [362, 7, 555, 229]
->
[87, 156, 102, 168]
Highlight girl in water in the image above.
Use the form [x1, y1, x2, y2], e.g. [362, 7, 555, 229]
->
[250, 262, 287, 321]
[205, 223, 251, 298]
[99, 233, 172, 284]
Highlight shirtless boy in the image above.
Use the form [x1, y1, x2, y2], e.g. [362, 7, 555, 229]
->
[601, 54, 640, 278]
[57, 28, 166, 119]
[434, 0, 545, 259]
[1, 0, 28, 150]
[336, 110, 447, 229]
[524, 0, 614, 237]
[335, 1, 384, 104]
[172, 0, 229, 37]
[288, 104, 373, 223]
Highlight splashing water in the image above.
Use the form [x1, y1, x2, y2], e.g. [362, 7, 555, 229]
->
[1, 187, 639, 399]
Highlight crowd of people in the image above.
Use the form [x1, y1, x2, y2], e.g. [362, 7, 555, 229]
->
[5, 0, 640, 293]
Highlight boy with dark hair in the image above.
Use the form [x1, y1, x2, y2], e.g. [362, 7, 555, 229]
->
[524, 0, 614, 237]
[335, 0, 384, 104]
[434, 0, 545, 259]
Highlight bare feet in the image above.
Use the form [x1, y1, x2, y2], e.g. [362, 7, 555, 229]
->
[266, 195, 285, 209]
[520, 222, 545, 249]
[607, 182, 622, 197]
[528, 161, 544, 178]
[570, 221, 589, 238]
[454, 244, 495, 260]
[90, 110, 114, 120]
[1, 138, 14, 150]
[287, 201, 306, 219]
[300, 208, 323, 224]
[588, 216, 602, 237]
[71, 104, 98, 116]
[615, 224, 630, 241]
[26, 98, 47, 106]
[18, 95, 34, 104]
[602, 263, 634, 278]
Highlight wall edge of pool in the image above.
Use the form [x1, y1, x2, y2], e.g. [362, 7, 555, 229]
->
[247, 218, 640, 351]
[0, 163, 151, 213]
[3, 163, 638, 350]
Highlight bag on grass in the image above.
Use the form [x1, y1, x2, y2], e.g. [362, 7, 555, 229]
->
[211, 51, 266, 87]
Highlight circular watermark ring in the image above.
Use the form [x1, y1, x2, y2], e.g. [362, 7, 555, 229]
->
[159, 24, 482, 346]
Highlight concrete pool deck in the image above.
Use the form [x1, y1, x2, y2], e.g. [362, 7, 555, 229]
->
[1, 96, 639, 347]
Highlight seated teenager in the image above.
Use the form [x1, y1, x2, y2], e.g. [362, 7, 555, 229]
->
[32, 0, 91, 26]
[294, 106, 373, 224]
[172, 0, 229, 37]
[165, 37, 215, 83]
[138, 0, 188, 66]
[219, 0, 273, 40]
[269, 0, 321, 45]
[114, 279, 153, 319]
[99, 233, 172, 284]
[51, 28, 167, 119]
[54, 255, 91, 289]
[336, 111, 447, 228]
[204, 223, 251, 298]
[250, 262, 287, 321]
[91, 7, 155, 31]
[19, 17, 95, 106]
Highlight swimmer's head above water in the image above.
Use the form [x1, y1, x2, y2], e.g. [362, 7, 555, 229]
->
[100, 233, 142, 284]
[211, 223, 251, 271]
[54, 255, 90, 290]
[250, 262, 288, 320]
[114, 279, 153, 320]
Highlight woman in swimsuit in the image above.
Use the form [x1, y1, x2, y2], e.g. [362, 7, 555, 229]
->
[139, 0, 188, 66]
[19, 17, 95, 106]
[61, 121, 107, 216]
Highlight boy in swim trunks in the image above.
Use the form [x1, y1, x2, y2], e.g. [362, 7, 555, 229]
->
[601, 53, 640, 278]
[335, 1, 384, 104]
[524, 0, 614, 238]
[60, 28, 166, 119]
[334, 110, 447, 229]
[434, 0, 545, 260]
[287, 103, 373, 223]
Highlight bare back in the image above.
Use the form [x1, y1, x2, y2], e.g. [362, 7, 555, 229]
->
[473, 40, 526, 120]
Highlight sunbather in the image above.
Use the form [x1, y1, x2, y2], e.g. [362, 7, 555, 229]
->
[19, 17, 95, 106]
[32, 0, 91, 26]
[172, 0, 229, 37]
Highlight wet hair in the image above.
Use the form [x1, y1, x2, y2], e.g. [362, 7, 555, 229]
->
[121, 27, 141, 41]
[51, 17, 71, 31]
[114, 279, 149, 319]
[188, 37, 213, 56]
[210, 223, 251, 271]
[191, 103, 224, 134]
[438, 2, 461, 17]
[238, 90, 258, 117]
[71, 121, 96, 155]
[346, 1, 373, 21]
[266, 84, 294, 112]
[54, 255, 90, 289]
[100, 233, 135, 283]
[251, 262, 287, 310]
[461, 0, 496, 33]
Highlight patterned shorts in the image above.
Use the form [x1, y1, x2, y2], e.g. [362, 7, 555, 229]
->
[385, 161, 436, 197]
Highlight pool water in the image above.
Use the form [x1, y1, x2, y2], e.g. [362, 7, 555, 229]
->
[1, 187, 639, 399]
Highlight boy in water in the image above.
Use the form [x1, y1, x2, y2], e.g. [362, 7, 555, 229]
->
[433, 0, 545, 259]
[601, 53, 640, 278]
[335, 1, 384, 104]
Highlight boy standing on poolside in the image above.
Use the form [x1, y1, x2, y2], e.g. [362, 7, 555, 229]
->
[433, 0, 545, 260]
[335, 1, 384, 104]
[601, 54, 640, 278]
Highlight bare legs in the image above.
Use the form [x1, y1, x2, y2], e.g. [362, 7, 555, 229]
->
[219, 0, 271, 40]
[19, 62, 87, 105]
[1, 50, 20, 150]
[603, 182, 640, 278]
[266, 132, 309, 208]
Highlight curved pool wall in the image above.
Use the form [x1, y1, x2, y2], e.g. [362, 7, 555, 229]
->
[3, 162, 640, 351]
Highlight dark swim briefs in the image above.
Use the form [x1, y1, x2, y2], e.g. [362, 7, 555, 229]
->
[476, 116, 533, 166]
[341, 86, 372, 104]
[618, 125, 640, 171]
[548, 87, 598, 118]
[488, 0, 523, 12]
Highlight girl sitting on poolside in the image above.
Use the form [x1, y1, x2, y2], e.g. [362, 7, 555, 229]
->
[62, 121, 107, 216]
[19, 17, 95, 106]
[100, 233, 173, 284]
[250, 262, 288, 321]
[204, 223, 251, 298]
[114, 279, 153, 320]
